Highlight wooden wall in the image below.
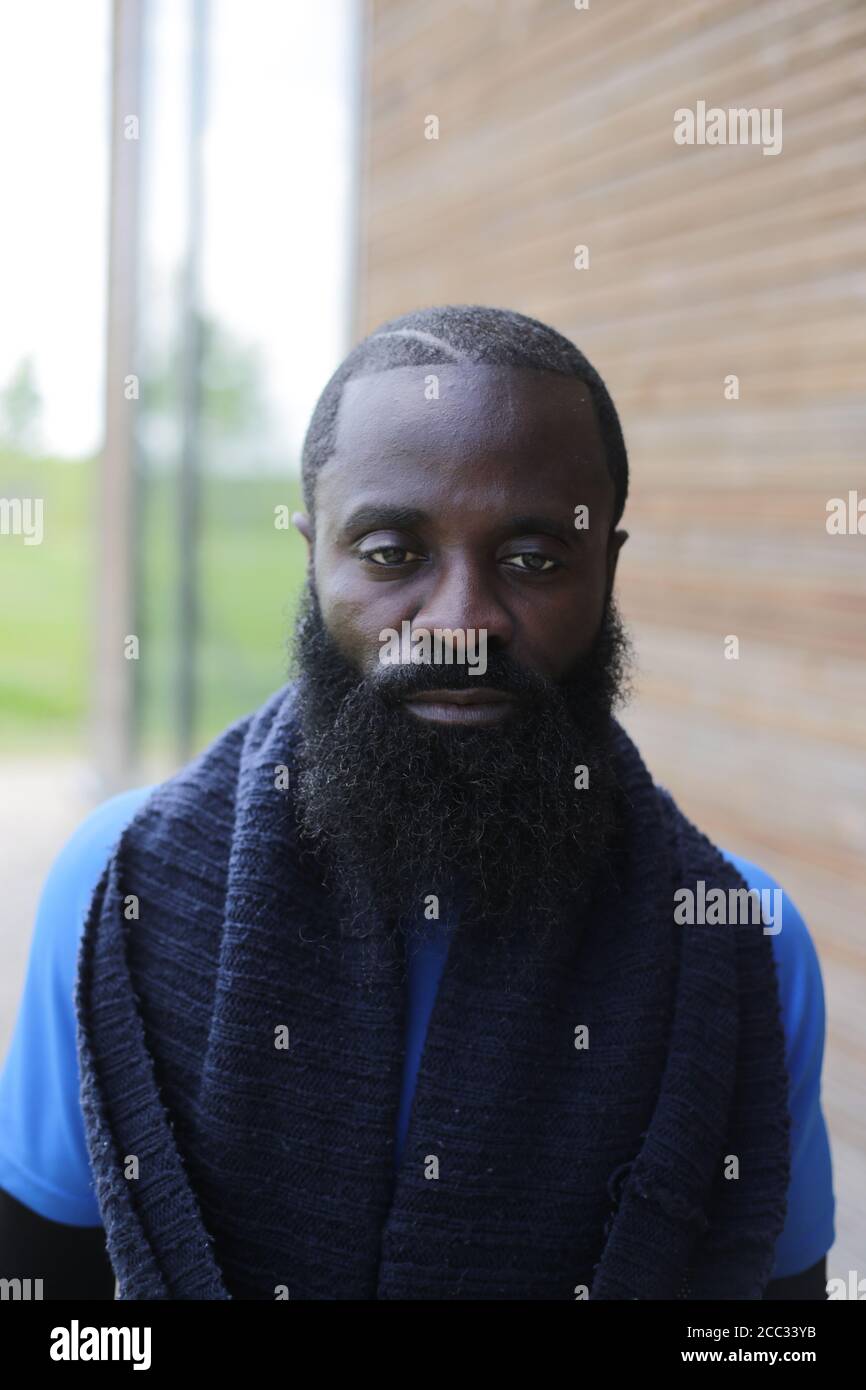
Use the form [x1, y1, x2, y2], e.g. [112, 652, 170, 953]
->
[357, 0, 866, 1280]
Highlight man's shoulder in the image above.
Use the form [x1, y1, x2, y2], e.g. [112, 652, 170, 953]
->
[17, 785, 159, 1009]
[40, 786, 157, 937]
[0, 785, 158, 1226]
[136, 681, 297, 819]
[717, 853, 835, 1279]
[39, 686, 297, 952]
[717, 849, 827, 1092]
[718, 850, 821, 987]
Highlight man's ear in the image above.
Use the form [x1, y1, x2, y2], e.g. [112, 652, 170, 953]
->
[605, 527, 628, 600]
[292, 512, 313, 569]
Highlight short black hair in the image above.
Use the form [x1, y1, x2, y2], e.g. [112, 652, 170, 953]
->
[300, 303, 628, 528]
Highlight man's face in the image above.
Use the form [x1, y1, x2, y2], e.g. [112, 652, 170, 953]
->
[299, 364, 626, 700]
[290, 363, 631, 962]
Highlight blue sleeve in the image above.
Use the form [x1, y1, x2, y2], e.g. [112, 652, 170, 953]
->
[722, 851, 836, 1279]
[0, 786, 154, 1226]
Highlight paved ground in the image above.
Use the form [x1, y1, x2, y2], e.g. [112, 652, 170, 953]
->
[0, 757, 96, 1057]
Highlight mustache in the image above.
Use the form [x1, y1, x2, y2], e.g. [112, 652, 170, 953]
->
[363, 646, 557, 704]
[290, 578, 634, 722]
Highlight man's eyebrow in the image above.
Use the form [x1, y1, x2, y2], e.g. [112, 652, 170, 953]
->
[504, 514, 577, 544]
[338, 508, 583, 544]
[339, 504, 431, 538]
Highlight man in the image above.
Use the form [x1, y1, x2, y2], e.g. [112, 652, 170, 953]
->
[0, 305, 834, 1299]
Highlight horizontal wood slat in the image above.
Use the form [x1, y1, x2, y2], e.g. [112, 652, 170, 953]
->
[360, 0, 866, 1277]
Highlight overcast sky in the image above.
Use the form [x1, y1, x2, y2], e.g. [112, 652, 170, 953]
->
[0, 0, 358, 461]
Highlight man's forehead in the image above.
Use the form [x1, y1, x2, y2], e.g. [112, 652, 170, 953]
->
[332, 362, 604, 463]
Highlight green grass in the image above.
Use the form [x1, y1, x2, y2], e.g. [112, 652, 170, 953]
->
[0, 454, 92, 749]
[0, 451, 308, 757]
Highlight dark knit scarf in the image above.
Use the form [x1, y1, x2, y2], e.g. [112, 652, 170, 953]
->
[75, 680, 790, 1300]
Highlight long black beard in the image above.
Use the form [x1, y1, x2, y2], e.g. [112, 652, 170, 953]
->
[288, 585, 634, 964]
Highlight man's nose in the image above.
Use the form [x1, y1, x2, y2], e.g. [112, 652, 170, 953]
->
[410, 557, 515, 648]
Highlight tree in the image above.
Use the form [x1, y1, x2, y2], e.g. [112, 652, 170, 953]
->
[0, 357, 43, 452]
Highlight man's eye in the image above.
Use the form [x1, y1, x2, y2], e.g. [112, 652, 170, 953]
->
[502, 553, 558, 573]
[360, 545, 423, 566]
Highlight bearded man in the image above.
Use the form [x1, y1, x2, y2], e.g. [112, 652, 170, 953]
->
[0, 306, 834, 1300]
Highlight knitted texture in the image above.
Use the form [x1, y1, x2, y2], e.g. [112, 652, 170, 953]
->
[75, 681, 790, 1300]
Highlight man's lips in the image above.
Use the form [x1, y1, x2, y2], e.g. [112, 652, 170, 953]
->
[402, 687, 517, 726]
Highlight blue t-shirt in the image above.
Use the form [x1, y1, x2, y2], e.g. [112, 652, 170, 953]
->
[0, 788, 835, 1280]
